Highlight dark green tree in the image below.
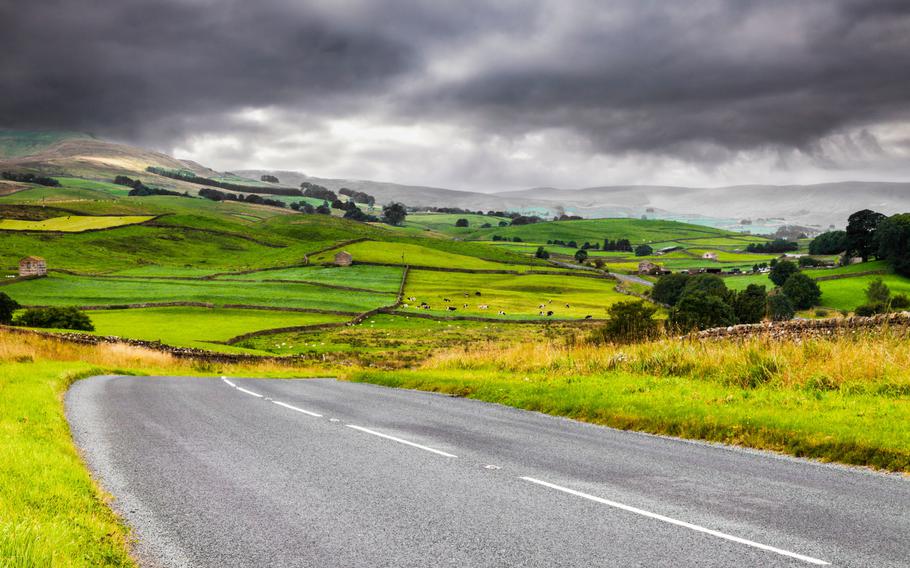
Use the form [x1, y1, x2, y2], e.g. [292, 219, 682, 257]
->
[455, 218, 469, 227]
[846, 209, 886, 262]
[14, 306, 94, 331]
[809, 230, 847, 255]
[534, 246, 550, 259]
[865, 277, 891, 304]
[781, 273, 822, 309]
[574, 249, 589, 263]
[769, 260, 798, 287]
[0, 292, 20, 325]
[597, 300, 660, 343]
[669, 291, 736, 331]
[651, 273, 690, 306]
[876, 213, 910, 276]
[732, 284, 767, 324]
[634, 244, 653, 257]
[767, 293, 795, 321]
[382, 202, 407, 226]
[681, 273, 729, 300]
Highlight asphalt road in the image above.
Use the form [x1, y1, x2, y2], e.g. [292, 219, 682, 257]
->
[66, 376, 909, 567]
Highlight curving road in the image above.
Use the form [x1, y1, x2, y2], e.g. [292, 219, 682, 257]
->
[66, 376, 909, 567]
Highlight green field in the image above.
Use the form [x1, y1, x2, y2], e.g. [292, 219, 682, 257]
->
[2, 274, 395, 312]
[819, 275, 910, 311]
[218, 264, 404, 292]
[307, 240, 549, 271]
[0, 215, 154, 232]
[404, 213, 511, 235]
[85, 307, 351, 351]
[401, 270, 628, 319]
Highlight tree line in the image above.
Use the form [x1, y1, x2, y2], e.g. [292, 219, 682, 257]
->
[114, 175, 189, 197]
[1, 172, 60, 187]
[147, 167, 302, 197]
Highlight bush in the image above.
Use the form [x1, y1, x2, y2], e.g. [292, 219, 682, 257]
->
[855, 303, 887, 317]
[595, 300, 660, 343]
[769, 260, 799, 286]
[651, 273, 690, 306]
[0, 292, 20, 325]
[814, 309, 829, 318]
[767, 293, 795, 321]
[781, 273, 822, 309]
[669, 291, 736, 331]
[14, 307, 94, 331]
[534, 247, 549, 259]
[455, 218, 469, 227]
[891, 293, 910, 310]
[634, 244, 653, 257]
[865, 278, 891, 304]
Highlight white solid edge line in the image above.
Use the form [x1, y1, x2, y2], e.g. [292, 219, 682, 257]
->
[236, 386, 263, 398]
[221, 377, 237, 388]
[346, 425, 457, 458]
[272, 400, 323, 418]
[519, 477, 829, 566]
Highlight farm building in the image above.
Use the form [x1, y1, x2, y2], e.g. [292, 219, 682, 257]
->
[18, 256, 47, 277]
[702, 252, 718, 260]
[637, 261, 658, 274]
[334, 251, 353, 266]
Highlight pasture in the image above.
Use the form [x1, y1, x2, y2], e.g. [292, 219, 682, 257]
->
[307, 240, 551, 271]
[217, 264, 404, 293]
[400, 270, 629, 319]
[0, 215, 154, 232]
[462, 218, 753, 244]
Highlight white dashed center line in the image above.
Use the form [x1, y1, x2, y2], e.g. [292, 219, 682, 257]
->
[346, 424, 458, 458]
[519, 477, 830, 566]
[221, 377, 236, 388]
[272, 400, 322, 418]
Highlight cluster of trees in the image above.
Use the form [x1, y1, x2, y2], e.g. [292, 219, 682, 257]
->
[290, 201, 331, 215]
[553, 214, 583, 221]
[603, 239, 633, 252]
[260, 174, 280, 183]
[147, 167, 301, 196]
[634, 244, 653, 257]
[548, 239, 580, 247]
[332, 199, 379, 222]
[338, 187, 376, 206]
[745, 239, 799, 253]
[808, 230, 847, 255]
[1, 172, 60, 187]
[382, 202, 407, 226]
[535, 247, 550, 259]
[114, 175, 188, 197]
[300, 182, 336, 201]
[0, 293, 94, 331]
[491, 235, 523, 242]
[510, 215, 543, 225]
[810, 209, 910, 277]
[198, 187, 286, 208]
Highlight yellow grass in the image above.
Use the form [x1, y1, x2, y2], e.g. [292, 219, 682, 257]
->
[0, 215, 154, 232]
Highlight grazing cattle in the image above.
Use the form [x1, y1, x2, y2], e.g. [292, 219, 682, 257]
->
[463, 303, 469, 308]
[547, 311, 553, 316]
[407, 297, 416, 301]
[443, 298, 451, 302]
[448, 306, 457, 311]
[565, 304, 570, 308]
[463, 293, 470, 297]
[479, 304, 489, 310]
[423, 305, 431, 310]
[584, 315, 592, 319]
[538, 304, 546, 309]
[475, 291, 481, 296]
[498, 310, 506, 315]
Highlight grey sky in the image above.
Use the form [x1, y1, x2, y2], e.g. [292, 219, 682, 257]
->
[2, 0, 910, 190]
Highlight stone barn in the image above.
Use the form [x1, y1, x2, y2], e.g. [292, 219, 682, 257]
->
[334, 251, 353, 266]
[19, 256, 47, 277]
[637, 261, 658, 275]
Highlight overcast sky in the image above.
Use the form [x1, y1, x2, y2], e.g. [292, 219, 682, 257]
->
[3, 0, 910, 190]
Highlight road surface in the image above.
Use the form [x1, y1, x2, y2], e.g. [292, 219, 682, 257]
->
[66, 376, 909, 567]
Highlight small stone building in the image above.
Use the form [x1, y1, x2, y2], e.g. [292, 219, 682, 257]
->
[334, 251, 353, 267]
[637, 260, 657, 275]
[19, 256, 47, 277]
[702, 252, 718, 261]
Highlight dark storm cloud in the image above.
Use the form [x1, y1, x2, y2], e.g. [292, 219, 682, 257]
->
[2, 0, 910, 160]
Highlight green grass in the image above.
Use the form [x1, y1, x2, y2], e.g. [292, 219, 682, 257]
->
[819, 275, 910, 311]
[56, 177, 135, 196]
[404, 213, 510, 235]
[3, 274, 395, 312]
[461, 218, 751, 244]
[307, 240, 546, 271]
[803, 260, 890, 278]
[84, 307, 351, 352]
[0, 129, 92, 158]
[0, 215, 154, 232]
[401, 270, 630, 319]
[218, 265, 404, 293]
[0, 362, 134, 566]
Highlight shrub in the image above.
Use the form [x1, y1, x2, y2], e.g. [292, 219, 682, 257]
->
[814, 309, 830, 318]
[669, 291, 735, 331]
[782, 273, 822, 309]
[534, 247, 549, 259]
[455, 218, 469, 227]
[14, 307, 94, 331]
[865, 277, 891, 304]
[767, 293, 795, 321]
[0, 292, 20, 325]
[891, 293, 910, 310]
[855, 303, 887, 317]
[634, 244, 653, 257]
[595, 300, 660, 343]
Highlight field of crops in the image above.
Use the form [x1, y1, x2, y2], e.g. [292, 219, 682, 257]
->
[0, 215, 154, 232]
[2, 274, 395, 312]
[400, 270, 629, 319]
[86, 307, 351, 352]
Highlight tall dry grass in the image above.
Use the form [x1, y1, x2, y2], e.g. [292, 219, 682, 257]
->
[424, 329, 910, 391]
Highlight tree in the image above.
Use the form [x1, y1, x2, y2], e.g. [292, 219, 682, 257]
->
[846, 209, 886, 262]
[634, 244, 653, 257]
[574, 249, 588, 263]
[382, 202, 407, 226]
[670, 291, 735, 331]
[781, 273, 822, 309]
[767, 293, 795, 321]
[315, 202, 331, 215]
[260, 174, 279, 183]
[597, 300, 660, 343]
[865, 277, 891, 305]
[732, 284, 767, 324]
[0, 292, 20, 325]
[651, 273, 690, 306]
[769, 260, 798, 286]
[876, 213, 910, 276]
[809, 230, 847, 255]
[14, 306, 94, 331]
[534, 247, 550, 259]
[681, 273, 728, 300]
[455, 218, 469, 227]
